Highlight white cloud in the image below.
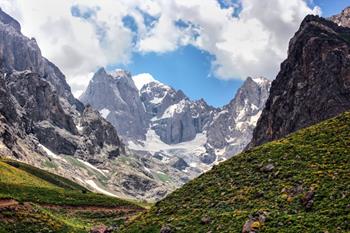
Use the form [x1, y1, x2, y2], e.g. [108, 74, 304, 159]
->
[0, 0, 321, 95]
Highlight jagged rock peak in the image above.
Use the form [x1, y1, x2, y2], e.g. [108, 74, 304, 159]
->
[92, 67, 131, 80]
[330, 6, 350, 28]
[80, 67, 148, 140]
[111, 69, 132, 79]
[0, 8, 21, 32]
[95, 67, 108, 76]
[248, 13, 350, 149]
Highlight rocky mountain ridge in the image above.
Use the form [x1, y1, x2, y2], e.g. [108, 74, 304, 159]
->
[81, 68, 271, 181]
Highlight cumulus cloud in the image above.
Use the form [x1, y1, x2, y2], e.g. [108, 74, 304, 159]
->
[0, 0, 321, 96]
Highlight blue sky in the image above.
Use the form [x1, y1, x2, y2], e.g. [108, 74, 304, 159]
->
[111, 46, 243, 107]
[311, 0, 350, 17]
[109, 0, 350, 107]
[4, 0, 349, 107]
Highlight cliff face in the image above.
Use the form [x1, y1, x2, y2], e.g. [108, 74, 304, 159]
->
[248, 15, 350, 148]
[80, 68, 149, 140]
[206, 77, 271, 160]
[0, 9, 124, 161]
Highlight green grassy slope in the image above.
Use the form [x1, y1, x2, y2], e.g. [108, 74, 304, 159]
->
[4, 160, 88, 191]
[0, 159, 143, 233]
[122, 112, 350, 233]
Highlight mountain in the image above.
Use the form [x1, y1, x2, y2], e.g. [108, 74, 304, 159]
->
[0, 159, 143, 232]
[0, 9, 169, 201]
[207, 77, 270, 161]
[248, 15, 350, 148]
[121, 111, 350, 233]
[81, 68, 271, 187]
[330, 6, 350, 27]
[80, 68, 148, 140]
[0, 8, 124, 161]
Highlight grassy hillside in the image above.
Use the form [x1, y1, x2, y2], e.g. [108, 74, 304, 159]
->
[4, 160, 88, 191]
[122, 112, 350, 233]
[0, 159, 143, 233]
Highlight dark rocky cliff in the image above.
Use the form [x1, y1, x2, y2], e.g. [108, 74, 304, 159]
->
[248, 15, 350, 148]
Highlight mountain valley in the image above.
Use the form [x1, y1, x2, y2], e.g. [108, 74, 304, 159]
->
[0, 4, 350, 233]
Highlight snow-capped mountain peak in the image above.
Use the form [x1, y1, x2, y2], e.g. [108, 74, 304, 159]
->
[132, 73, 160, 90]
[81, 67, 271, 197]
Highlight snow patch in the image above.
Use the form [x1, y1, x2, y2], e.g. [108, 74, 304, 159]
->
[143, 166, 151, 173]
[253, 77, 268, 85]
[39, 144, 65, 161]
[86, 180, 117, 197]
[129, 129, 207, 155]
[77, 159, 107, 177]
[150, 96, 165, 105]
[249, 111, 262, 125]
[99, 108, 111, 118]
[161, 100, 187, 119]
[132, 73, 160, 90]
[76, 123, 84, 133]
[213, 109, 228, 122]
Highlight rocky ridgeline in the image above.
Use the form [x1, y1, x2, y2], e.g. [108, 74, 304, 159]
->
[248, 14, 350, 148]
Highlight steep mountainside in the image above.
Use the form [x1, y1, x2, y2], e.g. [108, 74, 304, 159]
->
[0, 9, 173, 201]
[80, 68, 148, 140]
[0, 159, 143, 233]
[248, 15, 350, 148]
[122, 111, 350, 233]
[0, 8, 124, 162]
[207, 77, 270, 160]
[139, 80, 214, 144]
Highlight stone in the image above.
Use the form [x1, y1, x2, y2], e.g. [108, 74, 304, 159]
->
[160, 225, 172, 233]
[260, 164, 275, 173]
[301, 189, 315, 210]
[201, 216, 211, 225]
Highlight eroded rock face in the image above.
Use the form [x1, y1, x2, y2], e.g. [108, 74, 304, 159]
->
[6, 71, 77, 134]
[0, 9, 82, 111]
[0, 8, 124, 161]
[80, 68, 148, 140]
[207, 77, 271, 160]
[330, 6, 350, 28]
[248, 15, 350, 148]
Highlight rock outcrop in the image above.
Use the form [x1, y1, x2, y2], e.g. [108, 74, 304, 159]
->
[248, 15, 350, 148]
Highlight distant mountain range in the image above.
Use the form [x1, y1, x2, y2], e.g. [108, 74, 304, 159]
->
[80, 65, 271, 184]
